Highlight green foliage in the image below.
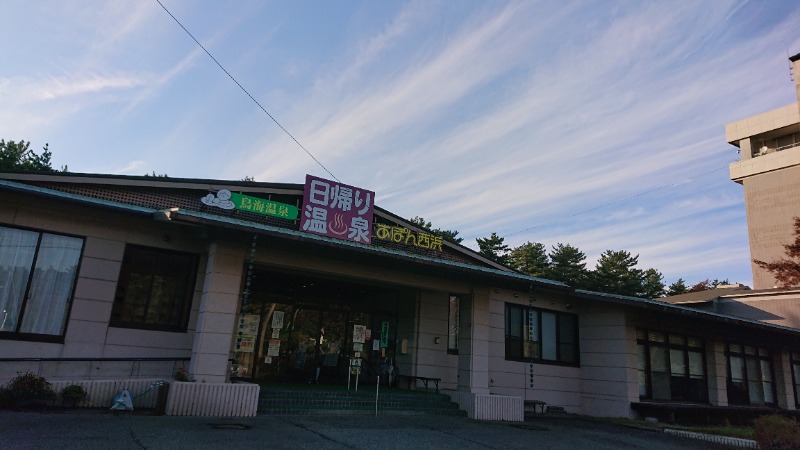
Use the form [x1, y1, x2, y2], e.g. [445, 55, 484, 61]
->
[61, 384, 85, 399]
[7, 372, 55, 400]
[666, 278, 688, 296]
[476, 232, 510, 265]
[0, 139, 56, 171]
[755, 217, 800, 287]
[589, 250, 644, 296]
[640, 268, 666, 298]
[753, 415, 800, 450]
[409, 216, 463, 243]
[508, 241, 550, 278]
[546, 243, 590, 288]
[174, 368, 189, 382]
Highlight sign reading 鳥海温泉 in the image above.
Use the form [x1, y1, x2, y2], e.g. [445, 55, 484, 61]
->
[201, 189, 298, 220]
[300, 174, 374, 244]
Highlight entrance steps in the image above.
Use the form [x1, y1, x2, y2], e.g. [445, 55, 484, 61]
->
[258, 385, 466, 416]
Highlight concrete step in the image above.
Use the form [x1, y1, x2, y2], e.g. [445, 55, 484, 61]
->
[258, 386, 464, 416]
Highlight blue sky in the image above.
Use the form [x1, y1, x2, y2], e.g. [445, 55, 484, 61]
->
[1, 1, 799, 288]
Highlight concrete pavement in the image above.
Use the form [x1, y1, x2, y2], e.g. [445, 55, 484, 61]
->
[0, 410, 736, 449]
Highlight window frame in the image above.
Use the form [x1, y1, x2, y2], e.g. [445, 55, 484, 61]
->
[792, 352, 800, 408]
[726, 343, 776, 406]
[504, 302, 579, 366]
[0, 224, 84, 343]
[636, 329, 708, 403]
[109, 244, 199, 333]
[447, 295, 459, 355]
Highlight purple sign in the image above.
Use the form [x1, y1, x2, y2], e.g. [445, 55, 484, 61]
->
[300, 174, 374, 244]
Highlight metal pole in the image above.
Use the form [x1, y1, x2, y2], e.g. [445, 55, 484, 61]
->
[375, 374, 380, 416]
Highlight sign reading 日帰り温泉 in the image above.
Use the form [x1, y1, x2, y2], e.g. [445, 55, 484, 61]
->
[300, 174, 374, 244]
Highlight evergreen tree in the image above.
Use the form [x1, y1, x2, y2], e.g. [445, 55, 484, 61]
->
[590, 250, 644, 296]
[0, 139, 56, 171]
[666, 278, 688, 296]
[546, 243, 589, 288]
[640, 268, 666, 298]
[508, 242, 550, 278]
[476, 232, 510, 265]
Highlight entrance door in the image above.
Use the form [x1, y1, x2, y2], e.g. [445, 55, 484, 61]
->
[231, 270, 399, 384]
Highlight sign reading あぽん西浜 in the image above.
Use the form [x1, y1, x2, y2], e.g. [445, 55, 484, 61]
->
[300, 174, 374, 244]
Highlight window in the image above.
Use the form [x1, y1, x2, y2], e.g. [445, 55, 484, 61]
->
[726, 343, 775, 406]
[0, 225, 84, 340]
[505, 303, 578, 365]
[110, 245, 198, 332]
[637, 330, 707, 403]
[447, 295, 459, 354]
[792, 352, 800, 408]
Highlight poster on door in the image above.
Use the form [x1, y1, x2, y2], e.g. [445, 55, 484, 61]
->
[237, 335, 256, 353]
[272, 311, 285, 329]
[353, 325, 366, 344]
[238, 314, 260, 335]
[267, 339, 281, 357]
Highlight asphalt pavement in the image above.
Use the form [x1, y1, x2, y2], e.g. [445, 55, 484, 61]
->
[0, 410, 738, 450]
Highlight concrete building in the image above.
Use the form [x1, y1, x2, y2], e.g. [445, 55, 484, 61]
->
[3, 171, 800, 420]
[662, 284, 800, 329]
[727, 53, 800, 289]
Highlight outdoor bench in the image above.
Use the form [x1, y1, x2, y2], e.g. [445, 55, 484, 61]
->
[397, 375, 441, 393]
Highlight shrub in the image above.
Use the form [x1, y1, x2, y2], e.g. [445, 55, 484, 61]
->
[7, 372, 56, 400]
[61, 384, 85, 399]
[754, 415, 800, 450]
[0, 387, 12, 408]
[174, 368, 189, 382]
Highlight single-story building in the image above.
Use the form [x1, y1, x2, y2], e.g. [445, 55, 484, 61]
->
[2, 171, 800, 420]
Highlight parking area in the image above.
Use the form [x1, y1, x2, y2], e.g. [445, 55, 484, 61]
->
[0, 410, 741, 450]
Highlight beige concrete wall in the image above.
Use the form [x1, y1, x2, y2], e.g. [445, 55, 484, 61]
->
[189, 241, 246, 383]
[578, 308, 637, 417]
[410, 290, 459, 390]
[0, 192, 206, 381]
[706, 340, 728, 406]
[486, 289, 585, 415]
[726, 104, 800, 144]
[741, 167, 800, 289]
[712, 294, 800, 328]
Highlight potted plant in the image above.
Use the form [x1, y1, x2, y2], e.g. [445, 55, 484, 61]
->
[7, 372, 56, 408]
[61, 384, 86, 408]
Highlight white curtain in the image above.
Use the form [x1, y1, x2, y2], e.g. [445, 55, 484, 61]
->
[20, 233, 83, 335]
[0, 227, 38, 332]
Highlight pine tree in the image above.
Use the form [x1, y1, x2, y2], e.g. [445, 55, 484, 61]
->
[476, 232, 510, 265]
[508, 242, 550, 278]
[546, 243, 589, 288]
[0, 140, 55, 171]
[666, 278, 688, 296]
[590, 250, 644, 297]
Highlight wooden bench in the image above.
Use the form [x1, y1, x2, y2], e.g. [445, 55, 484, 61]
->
[398, 375, 441, 393]
[525, 400, 547, 414]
